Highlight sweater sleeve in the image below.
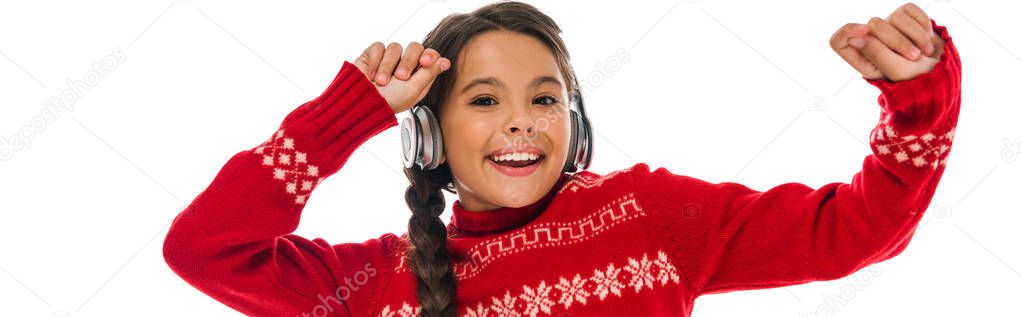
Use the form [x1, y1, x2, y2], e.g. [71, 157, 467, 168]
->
[632, 19, 960, 296]
[162, 61, 401, 316]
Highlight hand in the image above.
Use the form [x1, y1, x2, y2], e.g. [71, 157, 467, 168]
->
[353, 42, 452, 114]
[830, 2, 945, 82]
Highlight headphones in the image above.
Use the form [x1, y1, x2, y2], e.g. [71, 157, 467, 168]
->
[401, 77, 593, 173]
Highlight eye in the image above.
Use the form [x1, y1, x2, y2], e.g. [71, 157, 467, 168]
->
[470, 96, 497, 106]
[534, 95, 559, 105]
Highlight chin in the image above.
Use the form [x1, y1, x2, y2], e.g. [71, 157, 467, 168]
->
[487, 176, 555, 207]
[491, 194, 538, 209]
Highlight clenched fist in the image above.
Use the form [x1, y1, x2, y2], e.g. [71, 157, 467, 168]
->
[831, 2, 945, 82]
[353, 41, 452, 114]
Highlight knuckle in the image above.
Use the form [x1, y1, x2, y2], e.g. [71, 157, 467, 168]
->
[829, 36, 842, 49]
[868, 17, 884, 27]
[888, 12, 902, 24]
[832, 24, 849, 38]
[829, 24, 850, 47]
[387, 42, 402, 50]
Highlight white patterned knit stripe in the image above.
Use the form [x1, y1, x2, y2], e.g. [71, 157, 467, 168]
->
[253, 129, 324, 204]
[379, 250, 681, 317]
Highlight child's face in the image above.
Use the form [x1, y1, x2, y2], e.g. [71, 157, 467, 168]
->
[440, 30, 571, 211]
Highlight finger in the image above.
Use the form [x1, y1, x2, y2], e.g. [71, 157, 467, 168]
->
[829, 23, 870, 51]
[354, 52, 371, 78]
[363, 42, 385, 83]
[856, 35, 907, 81]
[899, 3, 938, 56]
[900, 3, 934, 37]
[831, 23, 880, 79]
[410, 62, 448, 109]
[888, 12, 934, 56]
[839, 37, 883, 80]
[419, 48, 440, 68]
[868, 17, 920, 60]
[408, 57, 451, 93]
[376, 42, 403, 85]
[395, 42, 424, 81]
[413, 76, 439, 107]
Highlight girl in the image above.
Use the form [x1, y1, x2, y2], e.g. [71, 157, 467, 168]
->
[163, 2, 961, 316]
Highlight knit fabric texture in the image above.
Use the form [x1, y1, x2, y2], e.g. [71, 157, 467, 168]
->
[164, 19, 960, 317]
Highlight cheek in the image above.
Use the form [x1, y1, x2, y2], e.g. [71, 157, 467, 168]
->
[442, 116, 493, 167]
[544, 111, 572, 162]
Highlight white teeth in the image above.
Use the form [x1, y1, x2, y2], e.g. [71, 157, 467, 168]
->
[490, 152, 540, 162]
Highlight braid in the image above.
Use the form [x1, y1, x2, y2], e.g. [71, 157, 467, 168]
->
[404, 165, 457, 317]
[402, 2, 577, 315]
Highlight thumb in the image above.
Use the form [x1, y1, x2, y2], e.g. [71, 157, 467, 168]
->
[408, 57, 451, 92]
[413, 76, 439, 106]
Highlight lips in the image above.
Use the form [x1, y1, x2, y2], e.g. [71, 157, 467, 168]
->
[486, 145, 546, 170]
[487, 145, 545, 158]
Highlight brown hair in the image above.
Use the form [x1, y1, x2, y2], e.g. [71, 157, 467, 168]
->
[401, 1, 578, 316]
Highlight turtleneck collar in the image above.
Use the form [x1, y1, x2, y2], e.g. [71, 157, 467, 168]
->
[450, 173, 571, 236]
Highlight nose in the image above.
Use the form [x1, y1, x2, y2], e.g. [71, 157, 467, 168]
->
[504, 110, 536, 137]
[508, 125, 534, 134]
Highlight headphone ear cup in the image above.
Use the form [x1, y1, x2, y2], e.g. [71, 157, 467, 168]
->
[421, 106, 444, 169]
[401, 105, 445, 170]
[400, 110, 421, 169]
[562, 109, 581, 173]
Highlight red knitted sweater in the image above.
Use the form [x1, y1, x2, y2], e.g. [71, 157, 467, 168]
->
[163, 19, 961, 317]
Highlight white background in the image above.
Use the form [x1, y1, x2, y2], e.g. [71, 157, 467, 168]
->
[1, 0, 1019, 316]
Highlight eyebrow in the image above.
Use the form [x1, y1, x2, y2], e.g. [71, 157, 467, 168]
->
[459, 76, 563, 94]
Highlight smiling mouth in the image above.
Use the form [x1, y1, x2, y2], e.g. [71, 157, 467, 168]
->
[487, 153, 546, 168]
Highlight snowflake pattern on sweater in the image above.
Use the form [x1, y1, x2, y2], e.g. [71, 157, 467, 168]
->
[380, 250, 681, 317]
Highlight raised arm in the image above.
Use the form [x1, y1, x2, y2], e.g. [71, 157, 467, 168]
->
[162, 61, 402, 316]
[163, 39, 451, 315]
[631, 16, 960, 296]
